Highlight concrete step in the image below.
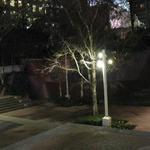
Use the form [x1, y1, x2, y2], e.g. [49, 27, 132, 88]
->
[0, 96, 26, 113]
[0, 102, 24, 109]
[0, 99, 22, 105]
[0, 96, 14, 100]
[0, 99, 16, 103]
[0, 106, 25, 113]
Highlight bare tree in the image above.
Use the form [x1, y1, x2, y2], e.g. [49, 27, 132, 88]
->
[42, 0, 113, 115]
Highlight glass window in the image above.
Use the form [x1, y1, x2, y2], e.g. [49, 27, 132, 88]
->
[10, 0, 15, 7]
[32, 5, 36, 12]
[18, 0, 22, 7]
[139, 3, 145, 9]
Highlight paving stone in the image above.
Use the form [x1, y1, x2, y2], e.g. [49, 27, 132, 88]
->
[3, 123, 150, 150]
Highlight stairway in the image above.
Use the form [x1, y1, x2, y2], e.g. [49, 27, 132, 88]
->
[0, 96, 25, 113]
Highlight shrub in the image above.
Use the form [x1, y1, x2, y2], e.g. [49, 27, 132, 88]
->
[75, 115, 136, 130]
[112, 119, 136, 130]
[76, 115, 103, 126]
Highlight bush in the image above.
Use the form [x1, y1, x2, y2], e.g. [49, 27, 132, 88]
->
[75, 115, 136, 130]
[112, 119, 136, 130]
[76, 115, 103, 126]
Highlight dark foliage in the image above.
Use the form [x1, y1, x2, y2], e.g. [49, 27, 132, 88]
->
[75, 115, 136, 130]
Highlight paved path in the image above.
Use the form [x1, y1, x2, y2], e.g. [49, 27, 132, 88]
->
[110, 106, 150, 131]
[0, 104, 150, 149]
[0, 113, 62, 148]
[0, 114, 61, 129]
[2, 123, 150, 150]
[4, 104, 150, 132]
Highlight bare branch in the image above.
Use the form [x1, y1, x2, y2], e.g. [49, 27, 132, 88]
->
[64, 43, 89, 82]
[91, 6, 99, 27]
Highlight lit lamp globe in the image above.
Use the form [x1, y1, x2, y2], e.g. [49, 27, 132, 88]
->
[97, 60, 104, 69]
[108, 59, 113, 65]
[98, 52, 103, 59]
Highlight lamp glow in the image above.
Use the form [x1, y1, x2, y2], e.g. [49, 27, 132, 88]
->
[98, 52, 103, 59]
[108, 59, 113, 65]
[97, 60, 104, 68]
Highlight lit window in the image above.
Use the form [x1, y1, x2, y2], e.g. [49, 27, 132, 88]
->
[12, 11, 16, 14]
[26, 26, 30, 29]
[10, 0, 15, 7]
[27, 18, 31, 23]
[39, 7, 43, 12]
[139, 3, 144, 9]
[18, 0, 22, 7]
[3, 0, 6, 4]
[33, 18, 37, 21]
[88, 0, 97, 6]
[32, 5, 36, 12]
[44, 9, 47, 14]
[45, 4, 49, 8]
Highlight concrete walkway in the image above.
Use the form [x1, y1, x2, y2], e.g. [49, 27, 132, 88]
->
[0, 113, 62, 148]
[3, 123, 150, 150]
[110, 106, 150, 131]
[3, 104, 150, 132]
[0, 104, 150, 149]
[0, 114, 61, 129]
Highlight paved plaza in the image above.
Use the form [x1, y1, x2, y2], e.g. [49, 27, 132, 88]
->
[2, 123, 150, 150]
[0, 103, 149, 149]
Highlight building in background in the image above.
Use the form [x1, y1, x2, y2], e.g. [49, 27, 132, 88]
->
[132, 0, 150, 29]
[0, 0, 63, 29]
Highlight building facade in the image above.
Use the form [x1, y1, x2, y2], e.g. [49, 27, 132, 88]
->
[132, 0, 150, 28]
[0, 0, 63, 29]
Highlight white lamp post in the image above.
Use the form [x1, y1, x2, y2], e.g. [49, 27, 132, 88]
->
[97, 50, 112, 127]
[65, 54, 70, 99]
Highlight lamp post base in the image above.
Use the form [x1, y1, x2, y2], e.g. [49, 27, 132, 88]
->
[65, 94, 70, 100]
[102, 116, 111, 127]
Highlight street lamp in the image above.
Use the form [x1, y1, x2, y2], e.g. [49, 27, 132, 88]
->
[97, 50, 113, 127]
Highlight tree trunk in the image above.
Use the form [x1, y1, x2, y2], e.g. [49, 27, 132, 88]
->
[91, 59, 98, 115]
[59, 80, 62, 97]
[0, 87, 5, 96]
[80, 65, 84, 103]
[0, 74, 5, 96]
[80, 77, 84, 103]
[129, 0, 135, 31]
